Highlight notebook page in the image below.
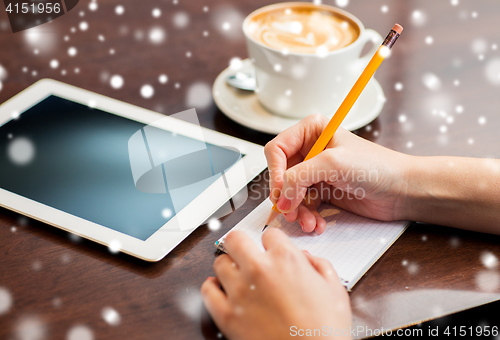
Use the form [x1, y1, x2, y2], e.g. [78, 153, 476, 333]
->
[217, 200, 409, 291]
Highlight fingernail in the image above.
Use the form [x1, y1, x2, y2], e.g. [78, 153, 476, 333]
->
[205, 276, 213, 281]
[300, 221, 304, 227]
[277, 197, 291, 211]
[303, 250, 310, 255]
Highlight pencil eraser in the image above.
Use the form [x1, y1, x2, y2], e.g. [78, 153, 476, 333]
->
[392, 24, 403, 34]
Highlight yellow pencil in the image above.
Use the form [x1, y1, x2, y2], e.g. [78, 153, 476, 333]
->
[263, 24, 403, 231]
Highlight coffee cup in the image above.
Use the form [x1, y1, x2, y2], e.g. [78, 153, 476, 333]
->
[243, 2, 383, 119]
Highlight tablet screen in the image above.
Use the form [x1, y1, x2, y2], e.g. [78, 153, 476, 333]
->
[0, 95, 242, 240]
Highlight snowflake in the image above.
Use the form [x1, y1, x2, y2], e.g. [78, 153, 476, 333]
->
[407, 263, 419, 275]
[471, 38, 487, 54]
[158, 74, 168, 84]
[177, 288, 203, 321]
[149, 27, 166, 44]
[102, 307, 121, 326]
[16, 316, 46, 340]
[108, 240, 121, 254]
[8, 137, 35, 166]
[0, 287, 12, 315]
[115, 5, 124, 15]
[316, 46, 328, 58]
[484, 58, 500, 85]
[229, 57, 242, 70]
[208, 219, 221, 231]
[186, 82, 212, 109]
[475, 270, 500, 292]
[422, 73, 441, 91]
[110, 75, 123, 89]
[152, 8, 161, 18]
[480, 252, 498, 269]
[411, 10, 427, 26]
[162, 208, 172, 219]
[173, 12, 189, 29]
[335, 0, 349, 7]
[140, 84, 154, 98]
[67, 325, 94, 340]
[79, 21, 88, 31]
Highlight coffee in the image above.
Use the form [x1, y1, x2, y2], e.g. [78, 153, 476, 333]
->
[246, 4, 359, 54]
[243, 2, 382, 118]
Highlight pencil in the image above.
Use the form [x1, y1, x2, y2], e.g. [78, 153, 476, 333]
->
[263, 24, 403, 232]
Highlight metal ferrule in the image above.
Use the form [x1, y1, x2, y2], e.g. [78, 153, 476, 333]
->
[382, 30, 400, 49]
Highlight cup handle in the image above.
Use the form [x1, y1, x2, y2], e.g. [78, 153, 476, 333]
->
[358, 29, 384, 66]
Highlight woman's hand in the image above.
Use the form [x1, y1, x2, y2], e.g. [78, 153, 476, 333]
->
[201, 229, 352, 340]
[264, 114, 411, 234]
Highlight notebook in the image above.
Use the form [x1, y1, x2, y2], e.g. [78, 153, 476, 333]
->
[215, 200, 409, 291]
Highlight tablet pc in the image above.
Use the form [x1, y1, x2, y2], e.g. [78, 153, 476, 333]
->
[0, 79, 267, 261]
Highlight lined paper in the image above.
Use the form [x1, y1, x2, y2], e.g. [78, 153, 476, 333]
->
[217, 200, 409, 290]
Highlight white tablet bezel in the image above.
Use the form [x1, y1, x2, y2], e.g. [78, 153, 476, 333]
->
[0, 79, 267, 261]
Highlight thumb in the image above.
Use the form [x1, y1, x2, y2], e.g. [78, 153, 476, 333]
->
[276, 151, 332, 213]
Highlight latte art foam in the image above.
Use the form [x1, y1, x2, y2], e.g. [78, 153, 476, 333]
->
[247, 7, 359, 54]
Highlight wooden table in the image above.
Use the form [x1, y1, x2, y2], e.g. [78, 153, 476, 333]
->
[1, 0, 500, 338]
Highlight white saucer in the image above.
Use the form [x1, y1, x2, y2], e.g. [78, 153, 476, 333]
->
[213, 59, 386, 135]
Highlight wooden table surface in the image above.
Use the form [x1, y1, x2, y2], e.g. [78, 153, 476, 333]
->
[1, 0, 500, 338]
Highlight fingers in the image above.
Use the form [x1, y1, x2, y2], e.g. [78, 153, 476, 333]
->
[283, 209, 298, 223]
[223, 230, 263, 267]
[297, 205, 316, 233]
[276, 151, 333, 213]
[293, 205, 327, 234]
[313, 213, 327, 235]
[302, 251, 340, 285]
[265, 115, 329, 200]
[261, 227, 294, 251]
[213, 254, 239, 292]
[304, 194, 327, 234]
[201, 277, 231, 325]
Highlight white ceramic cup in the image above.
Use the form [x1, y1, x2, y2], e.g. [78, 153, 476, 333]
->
[243, 2, 383, 119]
